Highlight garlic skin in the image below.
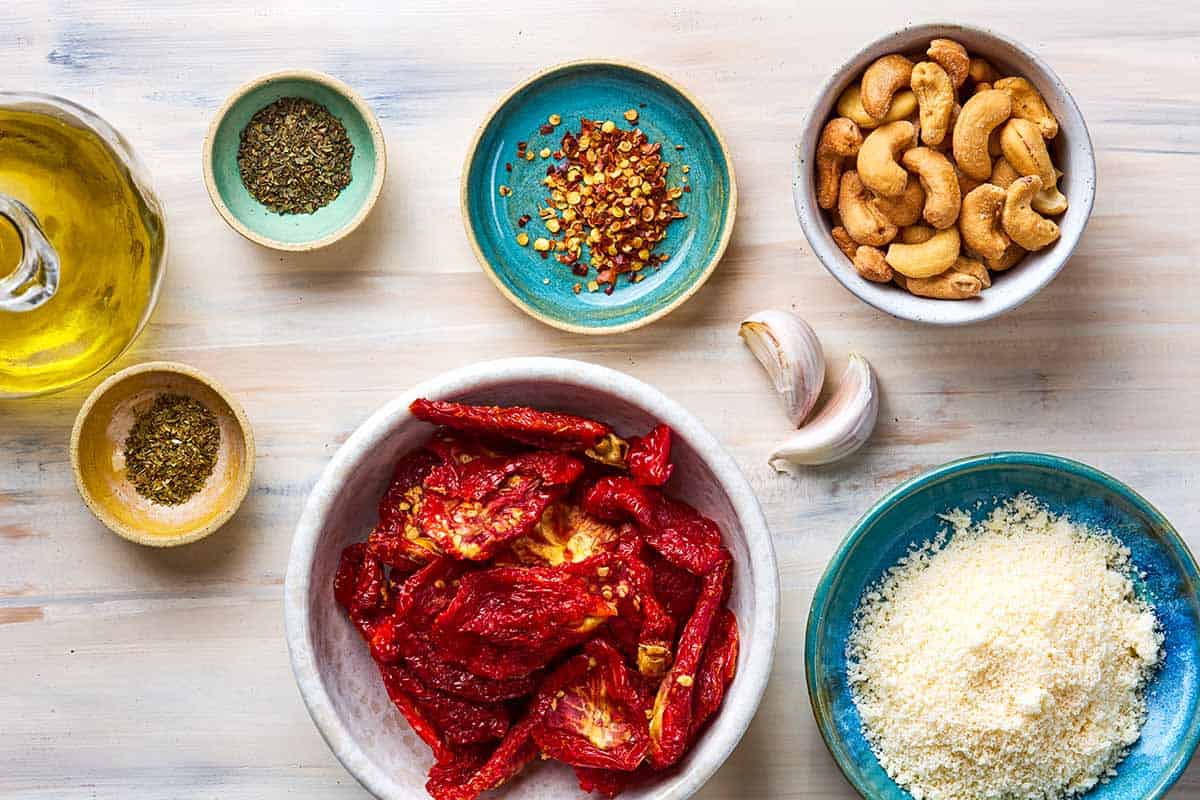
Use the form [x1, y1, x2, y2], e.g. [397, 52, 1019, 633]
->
[738, 310, 826, 427]
[768, 353, 878, 469]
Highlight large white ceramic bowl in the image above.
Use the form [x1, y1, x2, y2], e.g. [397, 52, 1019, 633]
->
[793, 23, 1096, 325]
[285, 357, 779, 800]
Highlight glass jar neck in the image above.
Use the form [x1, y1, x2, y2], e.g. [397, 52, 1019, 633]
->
[0, 193, 60, 312]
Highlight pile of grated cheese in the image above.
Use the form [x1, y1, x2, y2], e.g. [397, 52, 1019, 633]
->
[846, 494, 1162, 800]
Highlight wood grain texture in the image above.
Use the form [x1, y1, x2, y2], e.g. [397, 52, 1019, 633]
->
[1, 0, 1198, 797]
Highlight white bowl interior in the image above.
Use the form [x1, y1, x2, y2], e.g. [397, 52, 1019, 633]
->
[286, 358, 778, 800]
[793, 23, 1096, 325]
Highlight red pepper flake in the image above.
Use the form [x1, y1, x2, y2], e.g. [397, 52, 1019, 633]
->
[505, 162, 513, 172]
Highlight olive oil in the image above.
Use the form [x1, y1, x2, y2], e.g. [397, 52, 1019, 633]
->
[0, 107, 164, 397]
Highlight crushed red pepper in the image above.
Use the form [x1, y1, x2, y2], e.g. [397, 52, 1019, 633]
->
[333, 400, 739, 800]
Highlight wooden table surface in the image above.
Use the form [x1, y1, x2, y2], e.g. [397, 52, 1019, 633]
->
[3, 1, 1199, 797]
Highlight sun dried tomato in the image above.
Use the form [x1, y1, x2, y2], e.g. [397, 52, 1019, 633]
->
[333, 542, 368, 612]
[434, 566, 617, 679]
[418, 451, 584, 562]
[647, 549, 701, 623]
[368, 450, 444, 569]
[426, 714, 539, 800]
[411, 399, 612, 452]
[648, 556, 730, 769]
[505, 501, 623, 567]
[626, 424, 674, 487]
[532, 638, 650, 771]
[574, 764, 657, 797]
[379, 663, 509, 752]
[583, 477, 725, 576]
[690, 607, 739, 739]
[426, 746, 490, 800]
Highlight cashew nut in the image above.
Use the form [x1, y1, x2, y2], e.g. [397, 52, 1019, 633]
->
[985, 242, 1027, 271]
[953, 89, 1012, 180]
[901, 265, 982, 299]
[838, 170, 898, 247]
[871, 177, 925, 227]
[1002, 175, 1060, 251]
[911, 62, 955, 147]
[816, 117, 864, 210]
[990, 156, 1020, 189]
[860, 54, 914, 119]
[926, 38, 969, 89]
[884, 226, 960, 278]
[959, 183, 1011, 261]
[999, 118, 1068, 216]
[901, 147, 961, 229]
[853, 245, 893, 283]
[836, 84, 918, 129]
[857, 120, 915, 197]
[952, 256, 991, 289]
[831, 226, 859, 260]
[968, 57, 1000, 85]
[900, 224, 935, 244]
[994, 76, 1059, 139]
[974, 81, 992, 94]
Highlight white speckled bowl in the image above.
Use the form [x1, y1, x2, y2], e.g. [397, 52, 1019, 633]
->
[284, 357, 779, 800]
[793, 23, 1096, 325]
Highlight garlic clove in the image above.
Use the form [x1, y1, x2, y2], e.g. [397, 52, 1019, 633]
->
[738, 310, 826, 427]
[768, 353, 878, 469]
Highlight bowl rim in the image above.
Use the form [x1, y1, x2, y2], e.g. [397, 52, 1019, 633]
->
[201, 68, 387, 252]
[459, 59, 739, 335]
[69, 359, 257, 547]
[284, 356, 779, 800]
[791, 22, 1097, 326]
[804, 450, 1200, 800]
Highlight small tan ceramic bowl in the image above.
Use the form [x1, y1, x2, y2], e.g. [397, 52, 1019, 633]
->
[71, 361, 256, 547]
[202, 69, 386, 251]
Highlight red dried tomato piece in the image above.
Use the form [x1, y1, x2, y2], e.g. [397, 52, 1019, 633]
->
[426, 714, 539, 800]
[425, 451, 584, 501]
[583, 477, 725, 576]
[647, 549, 701, 623]
[505, 501, 622, 567]
[399, 629, 540, 703]
[333, 543, 367, 612]
[648, 556, 730, 769]
[368, 450, 444, 569]
[426, 746, 490, 800]
[411, 398, 612, 452]
[626, 424, 674, 487]
[334, 544, 389, 630]
[380, 664, 509, 753]
[532, 639, 650, 771]
[434, 566, 617, 679]
[690, 608, 739, 739]
[574, 764, 658, 797]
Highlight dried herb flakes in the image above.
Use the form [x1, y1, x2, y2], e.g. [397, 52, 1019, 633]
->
[237, 96, 354, 215]
[124, 393, 220, 506]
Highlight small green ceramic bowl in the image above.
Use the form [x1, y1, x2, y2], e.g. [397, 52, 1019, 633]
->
[203, 70, 386, 251]
[462, 60, 737, 334]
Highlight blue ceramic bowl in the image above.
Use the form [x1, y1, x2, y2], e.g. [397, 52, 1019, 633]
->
[461, 60, 736, 334]
[806, 452, 1200, 800]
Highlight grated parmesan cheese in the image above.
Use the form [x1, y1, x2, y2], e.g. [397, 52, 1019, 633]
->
[846, 494, 1162, 800]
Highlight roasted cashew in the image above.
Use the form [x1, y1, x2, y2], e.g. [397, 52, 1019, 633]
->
[900, 224, 935, 244]
[1002, 175, 1060, 251]
[853, 245, 894, 283]
[990, 156, 1020, 189]
[860, 54, 914, 119]
[871, 177, 925, 226]
[926, 38, 969, 88]
[953, 89, 1012, 180]
[999, 118, 1068, 216]
[985, 242, 1026, 271]
[857, 120, 915, 197]
[959, 183, 1011, 261]
[831, 226, 859, 260]
[952, 256, 991, 289]
[901, 147, 961, 229]
[816, 117, 864, 210]
[911, 62, 955, 147]
[902, 268, 982, 300]
[968, 57, 1000, 85]
[995, 76, 1059, 139]
[974, 81, 992, 94]
[836, 84, 917, 129]
[838, 170, 898, 247]
[885, 226, 960, 278]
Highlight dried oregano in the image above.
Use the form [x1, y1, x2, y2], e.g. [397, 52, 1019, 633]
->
[124, 393, 220, 505]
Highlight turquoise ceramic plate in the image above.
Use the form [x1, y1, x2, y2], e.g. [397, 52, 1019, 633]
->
[806, 453, 1200, 800]
[203, 70, 386, 251]
[462, 60, 736, 334]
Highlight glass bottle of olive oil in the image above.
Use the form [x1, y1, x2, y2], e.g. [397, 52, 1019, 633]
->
[0, 94, 166, 398]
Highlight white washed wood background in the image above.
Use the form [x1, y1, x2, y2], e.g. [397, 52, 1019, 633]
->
[2, 0, 1199, 797]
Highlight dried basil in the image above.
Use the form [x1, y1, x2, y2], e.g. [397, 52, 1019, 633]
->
[124, 393, 220, 505]
[237, 96, 354, 215]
